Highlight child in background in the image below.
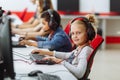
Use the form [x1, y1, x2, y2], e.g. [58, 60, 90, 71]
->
[12, 0, 53, 35]
[12, 0, 53, 29]
[19, 9, 72, 52]
[31, 15, 97, 79]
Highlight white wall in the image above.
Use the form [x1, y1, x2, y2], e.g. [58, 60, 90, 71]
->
[0, 0, 110, 12]
[51, 0, 57, 10]
[0, 0, 36, 11]
[80, 0, 110, 13]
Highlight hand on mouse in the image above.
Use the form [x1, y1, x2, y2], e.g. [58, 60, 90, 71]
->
[19, 40, 37, 47]
[31, 49, 41, 54]
[19, 40, 28, 45]
[31, 49, 47, 55]
[32, 49, 54, 56]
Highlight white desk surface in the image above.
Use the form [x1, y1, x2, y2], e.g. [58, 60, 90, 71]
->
[13, 47, 77, 80]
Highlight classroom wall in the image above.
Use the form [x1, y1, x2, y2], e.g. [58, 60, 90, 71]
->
[0, 0, 36, 11]
[0, 0, 110, 13]
[80, 0, 110, 13]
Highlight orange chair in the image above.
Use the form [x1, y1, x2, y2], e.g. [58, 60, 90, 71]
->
[79, 34, 104, 80]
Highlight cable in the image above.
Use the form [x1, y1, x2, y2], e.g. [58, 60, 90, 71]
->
[14, 53, 30, 60]
[13, 50, 29, 56]
[14, 59, 35, 65]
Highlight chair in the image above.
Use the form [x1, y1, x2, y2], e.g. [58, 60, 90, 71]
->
[79, 34, 104, 80]
[19, 8, 28, 21]
[64, 21, 77, 50]
[64, 21, 71, 35]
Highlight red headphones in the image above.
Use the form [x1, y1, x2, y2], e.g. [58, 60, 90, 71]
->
[69, 17, 95, 41]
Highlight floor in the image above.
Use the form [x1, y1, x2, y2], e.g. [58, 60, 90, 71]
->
[89, 49, 120, 80]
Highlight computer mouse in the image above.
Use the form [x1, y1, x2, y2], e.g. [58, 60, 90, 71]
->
[28, 70, 43, 77]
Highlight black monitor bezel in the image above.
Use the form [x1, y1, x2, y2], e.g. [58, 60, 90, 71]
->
[0, 17, 15, 79]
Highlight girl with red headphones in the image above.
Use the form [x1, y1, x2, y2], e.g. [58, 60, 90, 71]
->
[31, 14, 97, 79]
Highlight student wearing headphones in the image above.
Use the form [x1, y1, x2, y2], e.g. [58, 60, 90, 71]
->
[12, 0, 54, 37]
[12, 0, 53, 29]
[19, 9, 72, 52]
[31, 15, 97, 79]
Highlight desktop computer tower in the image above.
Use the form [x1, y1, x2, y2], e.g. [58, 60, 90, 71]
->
[57, 0, 79, 12]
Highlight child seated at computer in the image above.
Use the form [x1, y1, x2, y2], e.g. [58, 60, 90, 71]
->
[31, 15, 97, 79]
[12, 0, 54, 38]
[19, 9, 72, 52]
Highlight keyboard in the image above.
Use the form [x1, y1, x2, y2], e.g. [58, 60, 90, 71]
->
[29, 53, 56, 65]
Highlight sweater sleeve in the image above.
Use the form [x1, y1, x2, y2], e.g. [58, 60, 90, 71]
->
[54, 51, 73, 60]
[63, 46, 93, 79]
[36, 35, 48, 41]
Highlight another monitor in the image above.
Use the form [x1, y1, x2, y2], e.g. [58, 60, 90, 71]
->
[57, 0, 79, 13]
[0, 16, 15, 79]
[110, 0, 120, 12]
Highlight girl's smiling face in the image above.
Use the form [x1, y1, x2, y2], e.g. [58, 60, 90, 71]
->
[70, 20, 88, 46]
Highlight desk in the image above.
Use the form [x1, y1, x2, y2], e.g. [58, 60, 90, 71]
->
[13, 47, 77, 80]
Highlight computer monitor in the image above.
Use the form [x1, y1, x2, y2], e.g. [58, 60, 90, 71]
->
[0, 16, 15, 79]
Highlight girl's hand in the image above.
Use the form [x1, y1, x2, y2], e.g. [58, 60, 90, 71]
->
[31, 49, 41, 54]
[19, 40, 27, 45]
[32, 49, 54, 56]
[19, 40, 37, 47]
[31, 49, 46, 55]
[42, 56, 62, 64]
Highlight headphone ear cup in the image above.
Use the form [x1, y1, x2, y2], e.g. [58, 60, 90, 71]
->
[87, 29, 90, 41]
[49, 18, 58, 31]
[87, 23, 95, 41]
[47, 9, 58, 31]
[49, 18, 52, 28]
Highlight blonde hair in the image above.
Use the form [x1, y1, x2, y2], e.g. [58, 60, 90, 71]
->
[38, 0, 53, 13]
[85, 14, 98, 33]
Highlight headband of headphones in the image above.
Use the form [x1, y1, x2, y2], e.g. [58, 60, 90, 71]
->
[70, 17, 90, 24]
[47, 9, 53, 19]
[47, 9, 58, 31]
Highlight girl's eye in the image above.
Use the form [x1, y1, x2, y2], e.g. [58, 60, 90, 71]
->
[76, 32, 81, 35]
[70, 31, 81, 36]
[70, 32, 74, 36]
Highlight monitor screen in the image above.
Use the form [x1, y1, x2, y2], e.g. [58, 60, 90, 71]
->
[0, 16, 15, 79]
[0, 23, 4, 80]
[57, 0, 79, 12]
